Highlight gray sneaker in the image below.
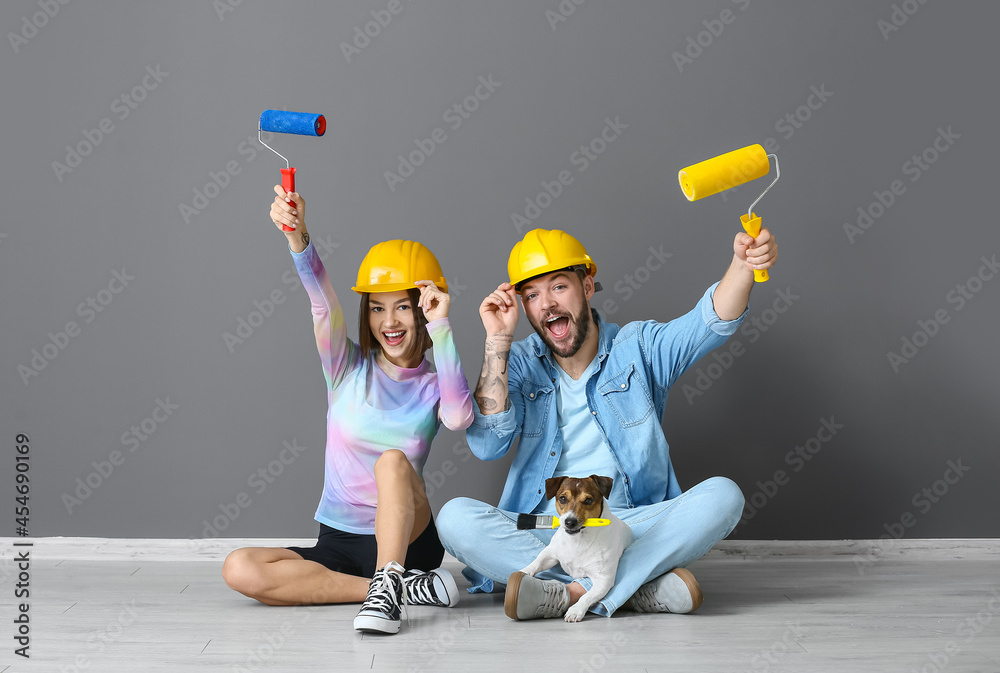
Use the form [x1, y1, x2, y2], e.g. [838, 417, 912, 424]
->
[504, 571, 569, 620]
[403, 567, 460, 608]
[628, 567, 704, 614]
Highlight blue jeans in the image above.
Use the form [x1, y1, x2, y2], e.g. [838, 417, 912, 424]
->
[437, 476, 744, 617]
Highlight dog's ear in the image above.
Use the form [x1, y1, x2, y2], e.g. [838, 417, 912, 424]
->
[545, 476, 568, 500]
[589, 475, 613, 499]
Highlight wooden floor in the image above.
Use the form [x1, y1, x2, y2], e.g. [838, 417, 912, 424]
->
[4, 539, 999, 672]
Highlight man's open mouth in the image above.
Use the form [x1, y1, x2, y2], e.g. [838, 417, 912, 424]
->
[545, 315, 570, 339]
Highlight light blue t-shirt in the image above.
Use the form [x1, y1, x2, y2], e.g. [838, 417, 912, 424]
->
[534, 355, 623, 514]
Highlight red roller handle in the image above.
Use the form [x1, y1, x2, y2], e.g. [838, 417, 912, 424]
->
[280, 167, 297, 232]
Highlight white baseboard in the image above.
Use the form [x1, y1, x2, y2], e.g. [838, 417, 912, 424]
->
[3, 537, 998, 562]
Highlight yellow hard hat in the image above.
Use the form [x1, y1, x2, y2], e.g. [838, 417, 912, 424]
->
[352, 240, 448, 294]
[508, 228, 596, 293]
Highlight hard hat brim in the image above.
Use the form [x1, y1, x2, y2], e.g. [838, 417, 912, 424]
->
[512, 263, 595, 294]
[352, 279, 449, 295]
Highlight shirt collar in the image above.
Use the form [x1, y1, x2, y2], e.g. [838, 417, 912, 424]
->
[375, 351, 430, 381]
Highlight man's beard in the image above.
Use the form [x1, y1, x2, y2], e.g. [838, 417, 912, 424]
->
[530, 302, 591, 358]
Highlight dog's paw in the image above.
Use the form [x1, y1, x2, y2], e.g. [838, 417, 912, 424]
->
[564, 605, 587, 623]
[517, 567, 536, 577]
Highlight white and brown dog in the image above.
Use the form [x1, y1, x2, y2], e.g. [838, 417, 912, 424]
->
[518, 475, 635, 622]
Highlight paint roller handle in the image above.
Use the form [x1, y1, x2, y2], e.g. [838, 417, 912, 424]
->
[279, 168, 297, 232]
[740, 213, 770, 283]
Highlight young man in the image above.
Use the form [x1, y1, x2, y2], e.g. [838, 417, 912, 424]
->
[437, 226, 778, 619]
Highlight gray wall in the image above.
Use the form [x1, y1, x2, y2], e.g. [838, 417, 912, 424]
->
[2, 1, 997, 541]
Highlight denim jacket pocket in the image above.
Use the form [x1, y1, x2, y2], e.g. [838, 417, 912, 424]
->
[598, 363, 654, 428]
[520, 379, 554, 437]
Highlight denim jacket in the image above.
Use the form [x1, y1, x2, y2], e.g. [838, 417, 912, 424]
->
[467, 282, 746, 513]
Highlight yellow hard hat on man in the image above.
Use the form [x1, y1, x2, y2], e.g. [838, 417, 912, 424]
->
[508, 228, 598, 293]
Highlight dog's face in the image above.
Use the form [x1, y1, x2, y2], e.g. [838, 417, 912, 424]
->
[545, 475, 613, 536]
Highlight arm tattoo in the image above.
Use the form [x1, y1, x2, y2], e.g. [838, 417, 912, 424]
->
[475, 333, 512, 414]
[301, 231, 310, 247]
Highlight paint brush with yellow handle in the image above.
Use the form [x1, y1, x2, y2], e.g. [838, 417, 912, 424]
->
[517, 514, 610, 530]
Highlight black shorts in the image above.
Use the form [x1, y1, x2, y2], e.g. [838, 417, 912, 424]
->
[286, 517, 445, 578]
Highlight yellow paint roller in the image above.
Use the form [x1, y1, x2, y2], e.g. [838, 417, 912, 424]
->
[678, 144, 780, 282]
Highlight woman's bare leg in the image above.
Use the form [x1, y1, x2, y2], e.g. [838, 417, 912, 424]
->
[373, 449, 431, 570]
[222, 547, 369, 605]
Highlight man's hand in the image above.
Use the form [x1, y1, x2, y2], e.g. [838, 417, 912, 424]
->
[734, 227, 778, 274]
[474, 283, 517, 415]
[715, 227, 780, 320]
[479, 282, 519, 336]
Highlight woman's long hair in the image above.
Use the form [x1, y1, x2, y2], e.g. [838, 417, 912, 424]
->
[357, 287, 433, 363]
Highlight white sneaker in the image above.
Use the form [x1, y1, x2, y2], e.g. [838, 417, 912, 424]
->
[402, 567, 460, 608]
[354, 561, 406, 634]
[629, 568, 703, 614]
[504, 571, 569, 620]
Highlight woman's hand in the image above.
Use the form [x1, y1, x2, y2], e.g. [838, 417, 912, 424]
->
[415, 280, 450, 322]
[270, 185, 310, 253]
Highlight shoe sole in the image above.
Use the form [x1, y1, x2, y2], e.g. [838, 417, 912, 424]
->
[432, 568, 461, 608]
[504, 571, 526, 620]
[671, 568, 704, 613]
[354, 613, 401, 634]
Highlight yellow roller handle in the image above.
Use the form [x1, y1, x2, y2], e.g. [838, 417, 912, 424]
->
[678, 144, 770, 202]
[740, 212, 769, 283]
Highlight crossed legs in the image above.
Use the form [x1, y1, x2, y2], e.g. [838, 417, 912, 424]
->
[437, 476, 744, 616]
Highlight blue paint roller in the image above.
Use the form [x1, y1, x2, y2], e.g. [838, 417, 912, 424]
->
[258, 110, 326, 231]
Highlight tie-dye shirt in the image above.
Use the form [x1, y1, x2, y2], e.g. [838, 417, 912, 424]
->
[291, 241, 474, 534]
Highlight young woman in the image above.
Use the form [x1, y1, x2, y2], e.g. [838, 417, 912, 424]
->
[223, 186, 474, 635]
